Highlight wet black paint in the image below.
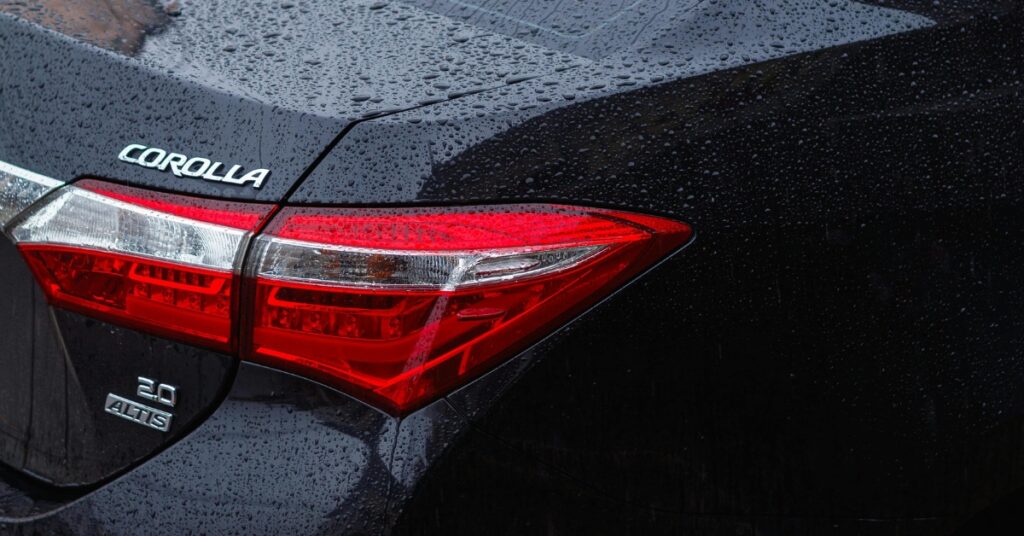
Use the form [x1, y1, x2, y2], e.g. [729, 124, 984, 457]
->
[0, 0, 1021, 534]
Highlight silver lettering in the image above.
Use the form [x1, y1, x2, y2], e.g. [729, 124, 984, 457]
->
[138, 148, 167, 167]
[160, 153, 188, 175]
[181, 157, 212, 178]
[235, 168, 270, 189]
[104, 394, 173, 433]
[137, 377, 178, 408]
[118, 145, 269, 189]
[117, 144, 147, 164]
[202, 162, 226, 182]
[221, 164, 243, 183]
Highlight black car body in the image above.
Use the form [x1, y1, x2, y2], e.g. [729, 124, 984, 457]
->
[0, 0, 1021, 534]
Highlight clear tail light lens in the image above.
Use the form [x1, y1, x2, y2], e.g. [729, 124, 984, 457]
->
[246, 205, 691, 413]
[10, 180, 274, 350]
[0, 159, 64, 227]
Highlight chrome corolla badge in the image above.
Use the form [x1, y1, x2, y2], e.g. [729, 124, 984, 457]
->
[118, 143, 270, 189]
[104, 376, 179, 433]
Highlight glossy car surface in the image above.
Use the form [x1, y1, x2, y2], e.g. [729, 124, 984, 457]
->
[0, 1, 1021, 534]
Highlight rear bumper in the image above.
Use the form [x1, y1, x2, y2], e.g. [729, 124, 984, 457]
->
[0, 361, 969, 536]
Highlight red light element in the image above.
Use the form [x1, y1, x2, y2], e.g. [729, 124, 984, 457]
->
[75, 179, 275, 231]
[268, 206, 657, 250]
[21, 245, 234, 350]
[13, 180, 276, 352]
[15, 182, 691, 414]
[246, 205, 692, 413]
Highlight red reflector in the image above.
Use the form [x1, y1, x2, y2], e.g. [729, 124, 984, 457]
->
[246, 205, 692, 413]
[21, 246, 234, 349]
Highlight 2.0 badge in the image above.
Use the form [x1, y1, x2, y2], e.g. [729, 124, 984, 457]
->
[104, 376, 179, 433]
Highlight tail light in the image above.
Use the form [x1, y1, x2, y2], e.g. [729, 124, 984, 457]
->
[9, 180, 274, 350]
[246, 205, 691, 412]
[0, 160, 64, 227]
[10, 179, 691, 413]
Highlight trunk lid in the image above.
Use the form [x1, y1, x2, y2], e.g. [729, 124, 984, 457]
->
[0, 0, 577, 201]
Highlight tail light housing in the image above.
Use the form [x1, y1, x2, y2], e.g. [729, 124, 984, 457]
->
[0, 160, 64, 226]
[246, 205, 691, 412]
[10, 179, 691, 413]
[10, 180, 274, 350]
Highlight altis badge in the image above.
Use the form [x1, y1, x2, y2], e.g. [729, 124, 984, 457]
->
[118, 143, 270, 189]
[104, 376, 179, 433]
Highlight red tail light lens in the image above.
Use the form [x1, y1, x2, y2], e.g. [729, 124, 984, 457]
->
[10, 179, 689, 413]
[246, 205, 691, 413]
[10, 180, 274, 350]
[20, 247, 235, 348]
